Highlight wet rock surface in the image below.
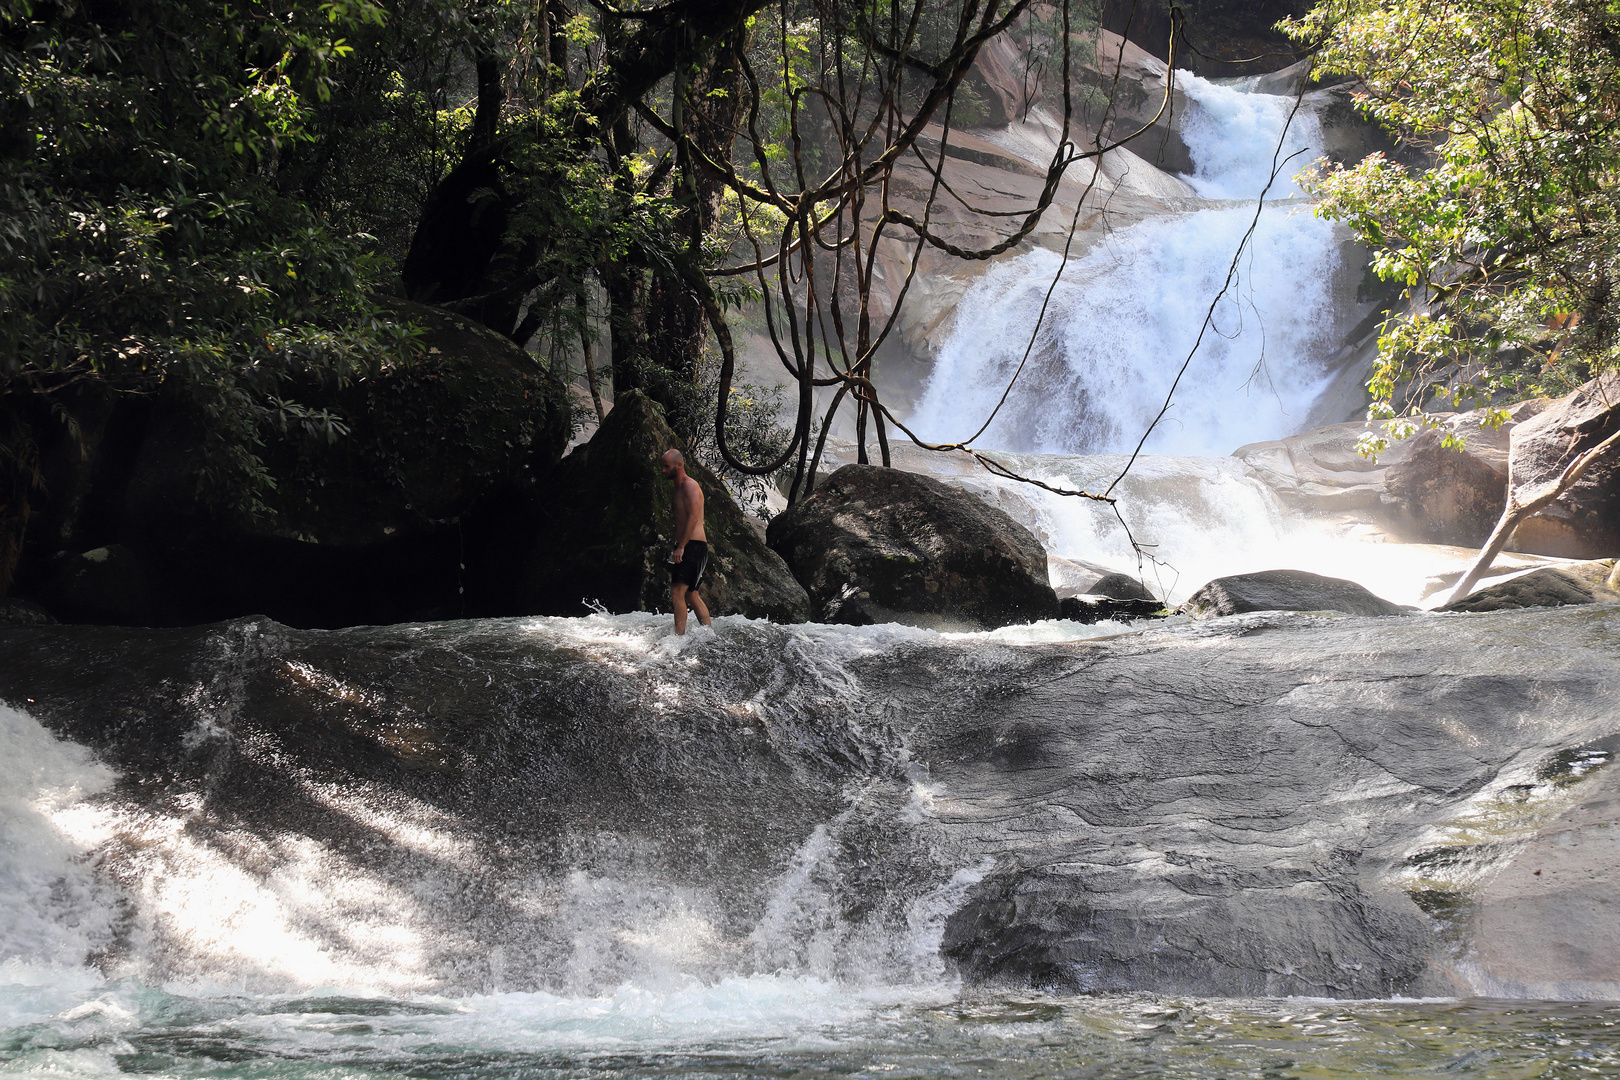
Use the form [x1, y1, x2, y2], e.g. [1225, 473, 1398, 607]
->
[1182, 569, 1407, 618]
[1058, 595, 1165, 623]
[767, 464, 1060, 629]
[4, 607, 1620, 997]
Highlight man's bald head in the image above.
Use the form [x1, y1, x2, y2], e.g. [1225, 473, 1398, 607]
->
[659, 448, 685, 476]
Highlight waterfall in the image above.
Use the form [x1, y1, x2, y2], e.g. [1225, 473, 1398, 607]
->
[907, 74, 1350, 456]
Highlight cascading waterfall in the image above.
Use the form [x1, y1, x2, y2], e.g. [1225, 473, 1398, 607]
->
[879, 74, 1515, 607]
[908, 74, 1348, 457]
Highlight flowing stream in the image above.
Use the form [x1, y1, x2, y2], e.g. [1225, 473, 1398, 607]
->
[7, 73, 1620, 1080]
[7, 604, 1620, 1077]
[890, 76, 1541, 609]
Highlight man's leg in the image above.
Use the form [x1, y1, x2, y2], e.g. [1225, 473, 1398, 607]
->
[688, 588, 712, 627]
[672, 584, 689, 635]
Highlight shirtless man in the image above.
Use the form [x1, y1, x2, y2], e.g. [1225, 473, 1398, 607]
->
[659, 448, 712, 634]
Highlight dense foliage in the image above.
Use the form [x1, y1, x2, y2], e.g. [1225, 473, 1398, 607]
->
[1289, 0, 1620, 451]
[0, 0, 421, 507]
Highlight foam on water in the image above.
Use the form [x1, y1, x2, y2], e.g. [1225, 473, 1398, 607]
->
[1178, 73, 1322, 201]
[5, 616, 1097, 1004]
[5, 978, 1620, 1077]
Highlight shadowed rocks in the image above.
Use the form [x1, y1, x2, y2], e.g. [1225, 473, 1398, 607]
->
[11, 302, 573, 628]
[513, 391, 810, 621]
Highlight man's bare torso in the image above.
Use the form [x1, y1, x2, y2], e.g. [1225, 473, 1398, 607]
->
[673, 476, 707, 543]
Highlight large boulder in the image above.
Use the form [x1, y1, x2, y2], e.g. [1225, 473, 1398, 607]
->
[37, 544, 158, 625]
[1381, 427, 1509, 545]
[1504, 374, 1620, 559]
[128, 301, 573, 552]
[1089, 572, 1157, 601]
[513, 392, 810, 622]
[1234, 404, 1552, 546]
[12, 301, 573, 627]
[766, 464, 1060, 629]
[1444, 562, 1620, 613]
[1183, 569, 1406, 619]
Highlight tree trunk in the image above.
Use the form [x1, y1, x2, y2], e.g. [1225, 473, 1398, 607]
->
[1447, 420, 1620, 605]
[642, 29, 749, 440]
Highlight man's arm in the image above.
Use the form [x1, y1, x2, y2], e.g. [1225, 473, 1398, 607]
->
[672, 481, 699, 560]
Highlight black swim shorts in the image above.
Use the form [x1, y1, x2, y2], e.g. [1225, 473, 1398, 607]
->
[668, 540, 709, 589]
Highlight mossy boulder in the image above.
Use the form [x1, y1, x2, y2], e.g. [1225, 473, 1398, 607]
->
[513, 391, 810, 622]
[765, 464, 1060, 629]
[208, 300, 573, 548]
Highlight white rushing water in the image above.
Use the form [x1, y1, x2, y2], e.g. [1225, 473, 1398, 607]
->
[0, 617, 1133, 1069]
[909, 74, 1347, 456]
[815, 438, 1569, 608]
[928, 453, 1515, 608]
[6, 619, 1620, 1076]
[0, 703, 118, 981]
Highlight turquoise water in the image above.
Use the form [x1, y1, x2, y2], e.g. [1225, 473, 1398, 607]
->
[6, 975, 1620, 1080]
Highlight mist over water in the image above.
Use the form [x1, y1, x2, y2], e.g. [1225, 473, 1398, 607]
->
[908, 75, 1345, 457]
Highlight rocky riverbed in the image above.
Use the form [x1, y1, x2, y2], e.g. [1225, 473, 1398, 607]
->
[4, 605, 1618, 998]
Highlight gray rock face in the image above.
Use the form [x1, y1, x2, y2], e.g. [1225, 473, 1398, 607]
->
[928, 608, 1620, 998]
[1058, 595, 1164, 624]
[1182, 569, 1406, 619]
[1234, 407, 1525, 541]
[1383, 427, 1508, 545]
[1504, 373, 1620, 559]
[1445, 564, 1620, 612]
[766, 464, 1060, 628]
[5, 608, 1620, 998]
